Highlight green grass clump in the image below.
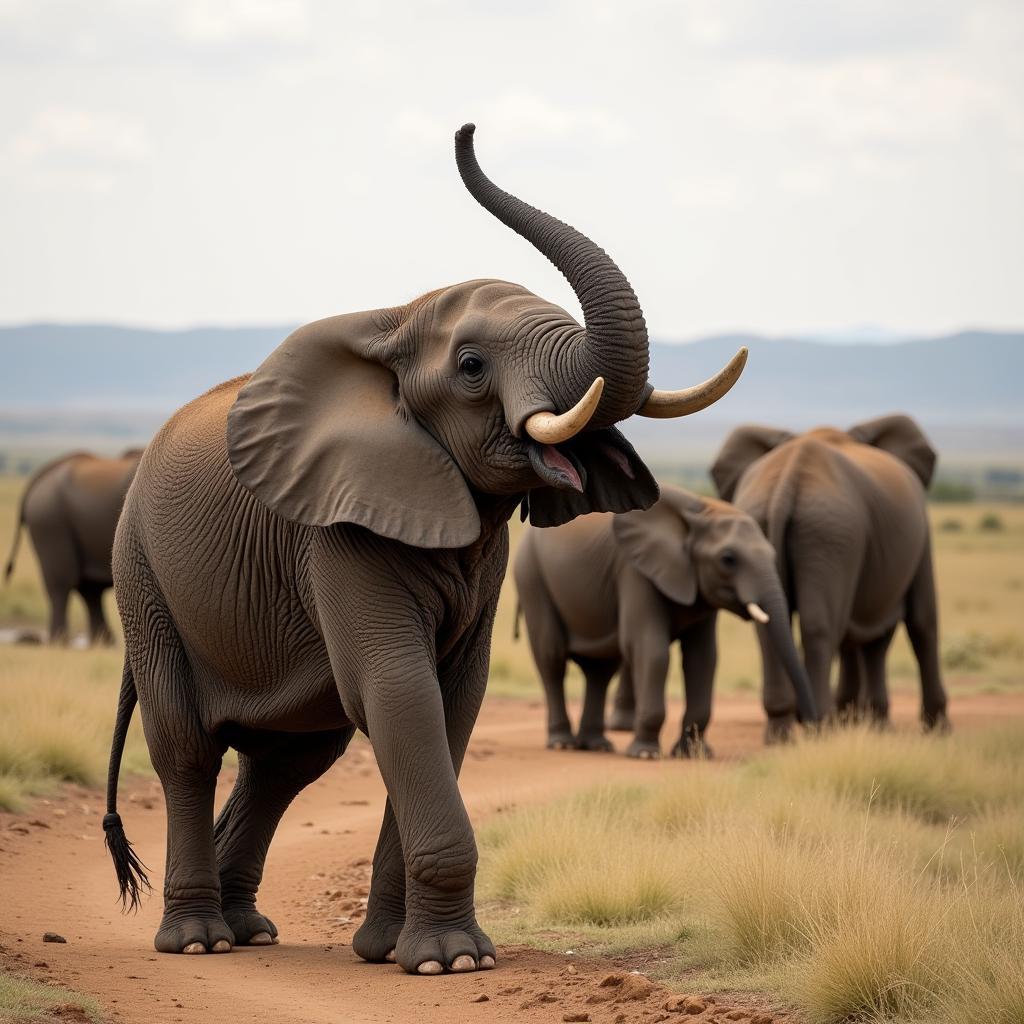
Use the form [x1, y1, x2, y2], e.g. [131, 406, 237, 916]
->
[479, 722, 1024, 1023]
[0, 970, 101, 1022]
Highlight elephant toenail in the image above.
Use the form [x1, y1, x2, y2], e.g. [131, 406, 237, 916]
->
[385, 950, 396, 963]
[182, 942, 207, 954]
[479, 955, 495, 969]
[249, 932, 273, 946]
[451, 955, 476, 972]
[212, 939, 232, 953]
[418, 961, 444, 975]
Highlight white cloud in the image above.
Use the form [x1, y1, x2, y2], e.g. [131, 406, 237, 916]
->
[177, 0, 310, 43]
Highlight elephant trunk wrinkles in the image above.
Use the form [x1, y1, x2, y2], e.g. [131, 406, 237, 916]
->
[757, 575, 819, 725]
[455, 123, 648, 427]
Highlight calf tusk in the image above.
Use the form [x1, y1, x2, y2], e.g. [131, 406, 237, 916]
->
[637, 347, 748, 418]
[524, 377, 604, 445]
[747, 602, 770, 624]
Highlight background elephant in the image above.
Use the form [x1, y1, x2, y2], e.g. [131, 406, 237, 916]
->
[102, 124, 745, 975]
[513, 485, 817, 758]
[4, 448, 143, 644]
[712, 414, 949, 739]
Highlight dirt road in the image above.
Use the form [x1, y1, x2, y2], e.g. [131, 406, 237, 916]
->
[1, 691, 1018, 1024]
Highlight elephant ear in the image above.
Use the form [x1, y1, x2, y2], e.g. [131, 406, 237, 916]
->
[227, 313, 480, 548]
[711, 425, 795, 501]
[848, 414, 937, 488]
[612, 492, 698, 605]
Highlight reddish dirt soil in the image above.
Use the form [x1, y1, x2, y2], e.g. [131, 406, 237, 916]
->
[1, 691, 1021, 1024]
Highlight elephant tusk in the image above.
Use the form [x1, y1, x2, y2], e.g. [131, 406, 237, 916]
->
[637, 347, 748, 419]
[524, 377, 604, 445]
[747, 602, 770, 624]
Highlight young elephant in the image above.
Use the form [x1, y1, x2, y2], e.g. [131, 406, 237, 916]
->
[712, 415, 949, 739]
[4, 448, 143, 643]
[103, 124, 746, 976]
[513, 486, 816, 758]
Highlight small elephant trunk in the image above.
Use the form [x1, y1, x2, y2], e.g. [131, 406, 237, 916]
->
[454, 123, 649, 426]
[755, 576, 819, 725]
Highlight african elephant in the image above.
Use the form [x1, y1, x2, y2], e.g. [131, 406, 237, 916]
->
[513, 485, 817, 758]
[4, 449, 143, 643]
[102, 124, 746, 976]
[711, 415, 949, 740]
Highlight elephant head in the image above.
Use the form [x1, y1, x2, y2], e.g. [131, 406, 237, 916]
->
[227, 123, 747, 547]
[613, 486, 818, 723]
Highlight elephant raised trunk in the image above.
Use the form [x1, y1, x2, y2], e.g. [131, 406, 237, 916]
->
[454, 122, 747, 433]
[455, 122, 648, 428]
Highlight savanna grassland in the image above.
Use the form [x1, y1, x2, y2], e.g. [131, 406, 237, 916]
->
[1, 474, 1023, 1022]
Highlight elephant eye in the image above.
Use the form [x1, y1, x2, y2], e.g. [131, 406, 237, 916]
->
[719, 550, 738, 571]
[458, 355, 485, 378]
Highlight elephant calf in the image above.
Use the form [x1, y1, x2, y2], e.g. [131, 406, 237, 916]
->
[712, 414, 949, 738]
[4, 448, 143, 643]
[514, 485, 816, 758]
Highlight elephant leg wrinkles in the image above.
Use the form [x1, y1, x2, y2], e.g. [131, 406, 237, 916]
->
[215, 728, 354, 946]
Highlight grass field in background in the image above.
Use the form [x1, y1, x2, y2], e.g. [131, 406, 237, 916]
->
[0, 474, 1022, 811]
[479, 722, 1024, 1023]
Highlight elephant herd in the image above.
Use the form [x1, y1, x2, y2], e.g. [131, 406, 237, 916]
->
[514, 414, 949, 759]
[2, 124, 948, 978]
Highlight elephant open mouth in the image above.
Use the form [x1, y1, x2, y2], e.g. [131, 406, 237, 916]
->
[528, 442, 587, 492]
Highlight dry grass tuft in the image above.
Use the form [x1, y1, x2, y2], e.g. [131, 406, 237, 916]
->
[479, 722, 1024, 1023]
[0, 646, 150, 811]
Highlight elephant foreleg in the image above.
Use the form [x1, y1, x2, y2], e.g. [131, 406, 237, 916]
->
[574, 657, 618, 751]
[675, 614, 717, 758]
[757, 624, 795, 744]
[214, 728, 352, 946]
[342, 599, 497, 974]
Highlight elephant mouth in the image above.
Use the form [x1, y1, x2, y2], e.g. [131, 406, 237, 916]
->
[528, 442, 587, 492]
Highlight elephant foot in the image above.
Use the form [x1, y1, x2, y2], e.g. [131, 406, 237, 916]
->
[607, 708, 635, 732]
[352, 910, 405, 964]
[922, 709, 951, 735]
[574, 733, 614, 753]
[394, 915, 496, 976]
[764, 717, 795, 746]
[222, 902, 279, 946]
[155, 903, 234, 954]
[671, 734, 713, 760]
[625, 739, 661, 760]
[546, 731, 576, 751]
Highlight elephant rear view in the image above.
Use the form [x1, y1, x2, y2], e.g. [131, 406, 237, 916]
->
[712, 415, 949, 739]
[513, 485, 816, 757]
[5, 448, 144, 644]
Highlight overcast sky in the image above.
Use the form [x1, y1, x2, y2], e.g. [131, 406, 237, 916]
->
[1, 0, 1021, 338]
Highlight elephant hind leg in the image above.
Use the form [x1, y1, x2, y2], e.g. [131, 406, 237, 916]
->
[518, 580, 573, 749]
[862, 628, 896, 725]
[215, 727, 353, 945]
[904, 542, 949, 730]
[835, 644, 865, 723]
[78, 580, 114, 646]
[26, 519, 76, 644]
[608, 664, 635, 732]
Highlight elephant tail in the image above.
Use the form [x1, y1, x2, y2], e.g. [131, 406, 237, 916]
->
[513, 599, 522, 641]
[103, 658, 150, 912]
[3, 517, 20, 583]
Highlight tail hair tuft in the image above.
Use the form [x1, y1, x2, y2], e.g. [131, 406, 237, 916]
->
[103, 812, 151, 913]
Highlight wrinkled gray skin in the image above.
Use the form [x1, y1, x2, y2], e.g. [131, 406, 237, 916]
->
[4, 449, 143, 643]
[712, 415, 949, 742]
[514, 486, 816, 759]
[99, 124, 742, 977]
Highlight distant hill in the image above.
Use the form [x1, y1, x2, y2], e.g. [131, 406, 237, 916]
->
[1, 324, 1021, 466]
